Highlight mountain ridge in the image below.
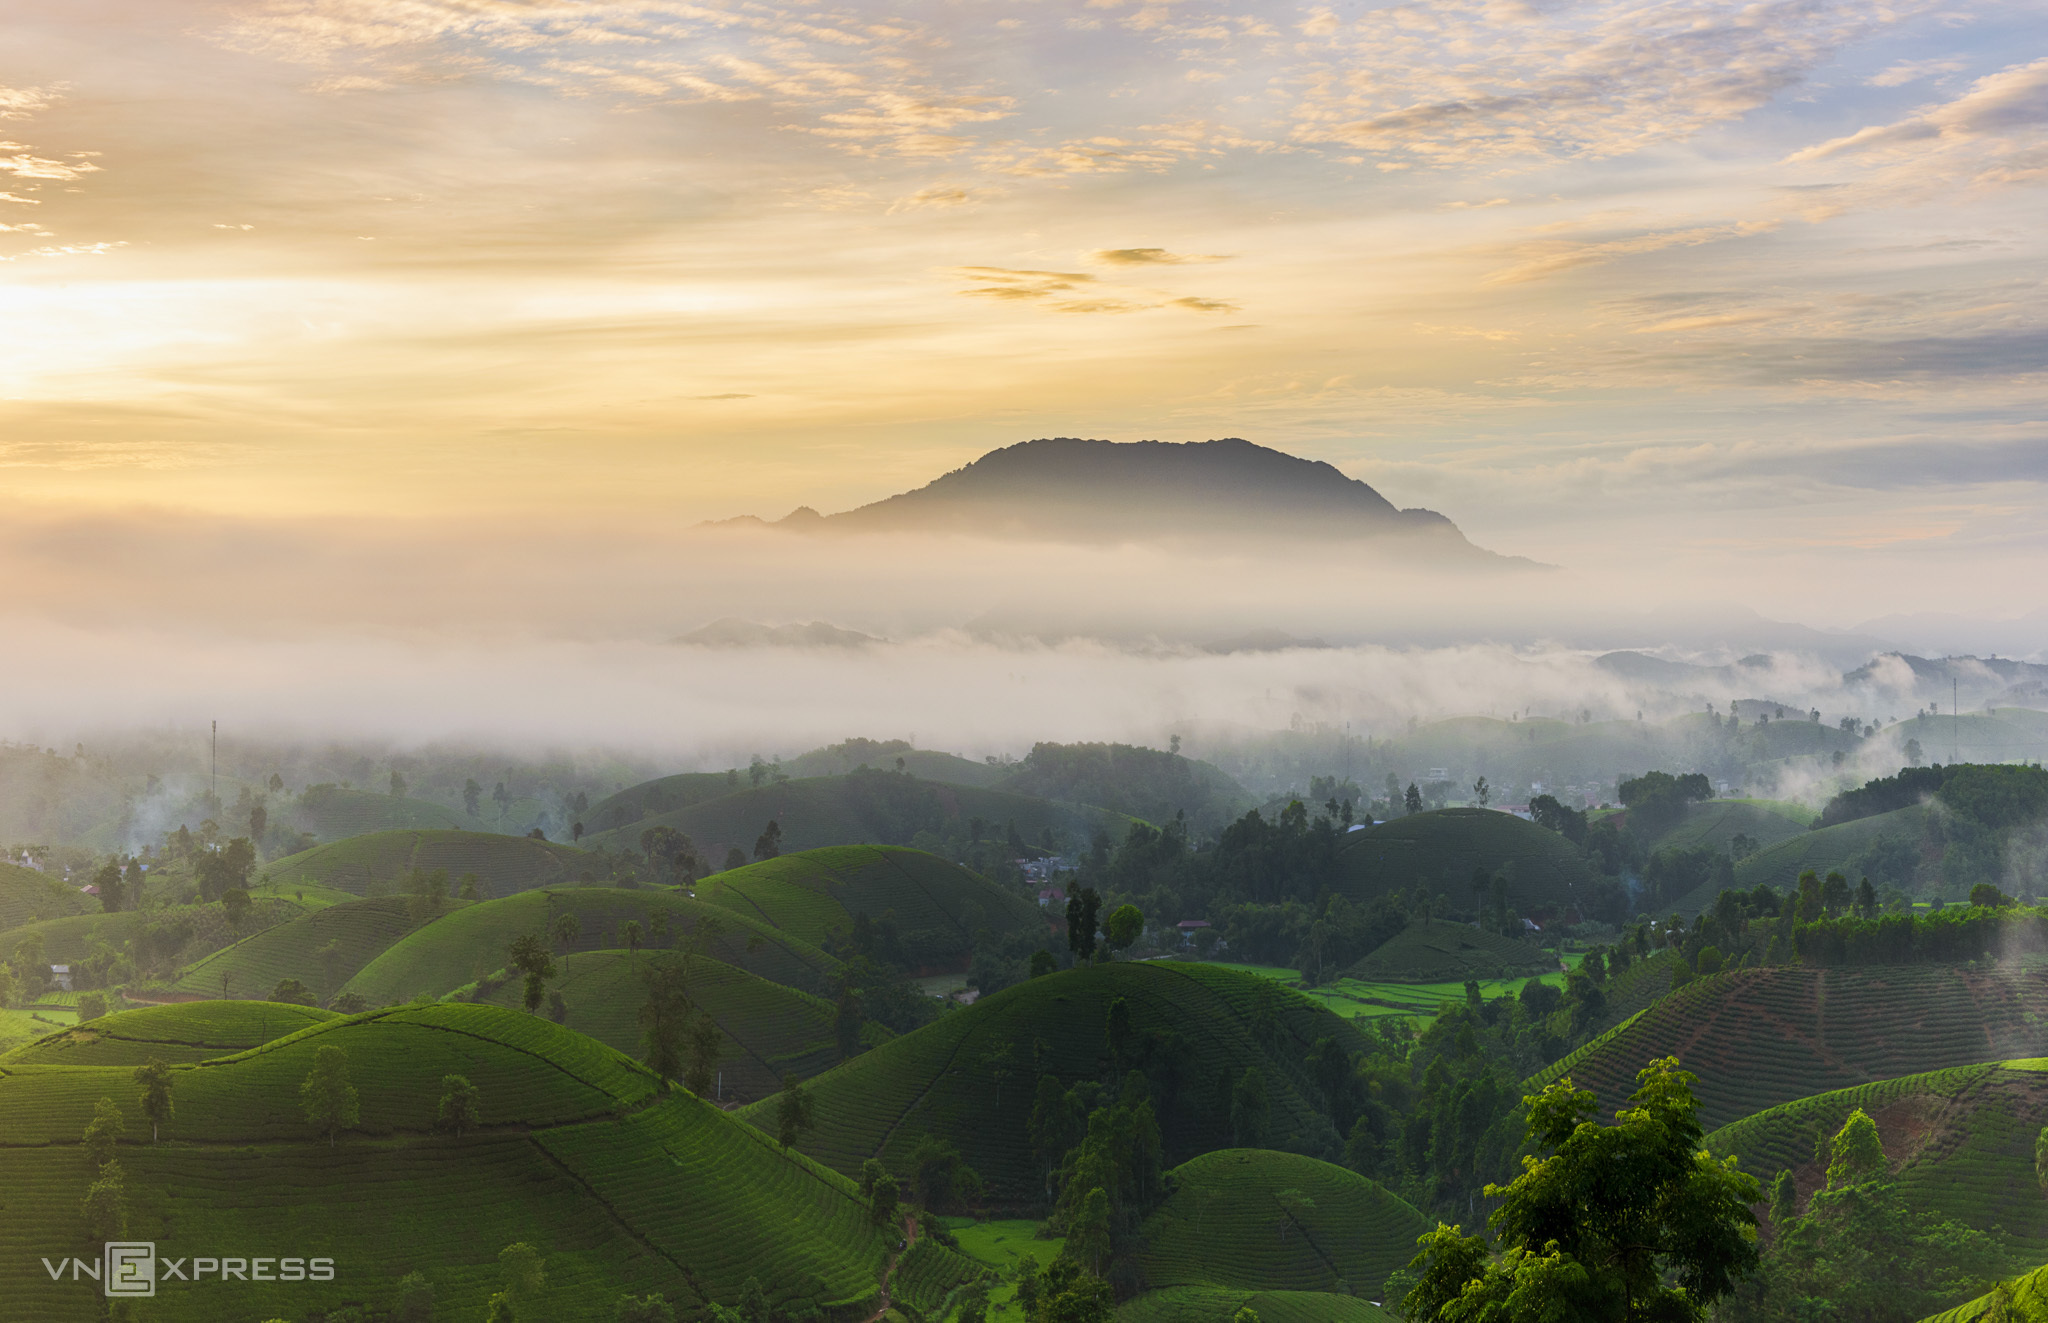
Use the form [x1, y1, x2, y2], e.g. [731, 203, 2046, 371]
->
[707, 436, 1532, 563]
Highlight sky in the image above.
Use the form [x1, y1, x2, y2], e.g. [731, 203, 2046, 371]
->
[2, 0, 2047, 735]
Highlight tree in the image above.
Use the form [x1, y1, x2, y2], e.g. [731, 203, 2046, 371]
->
[777, 1073, 815, 1150]
[509, 933, 556, 1014]
[221, 886, 252, 930]
[93, 859, 124, 913]
[77, 991, 107, 1022]
[437, 1074, 482, 1138]
[134, 1057, 174, 1142]
[615, 1295, 676, 1323]
[739, 1276, 770, 1323]
[1030, 949, 1058, 978]
[1405, 783, 1424, 815]
[406, 867, 452, 921]
[1232, 1311, 1261, 1323]
[390, 770, 408, 797]
[723, 846, 747, 871]
[1405, 1057, 1760, 1323]
[622, 920, 643, 968]
[870, 1171, 900, 1227]
[499, 1242, 546, 1318]
[685, 1014, 723, 1096]
[1905, 738, 1924, 768]
[80, 1158, 126, 1243]
[753, 820, 782, 860]
[1066, 888, 1102, 962]
[1102, 904, 1143, 957]
[393, 1271, 435, 1323]
[300, 1045, 360, 1148]
[271, 978, 317, 1006]
[639, 961, 691, 1086]
[85, 1096, 125, 1168]
[1068, 1186, 1112, 1273]
[550, 911, 581, 953]
[1472, 776, 1490, 809]
[1231, 1066, 1269, 1147]
[0, 962, 15, 1009]
[465, 779, 483, 816]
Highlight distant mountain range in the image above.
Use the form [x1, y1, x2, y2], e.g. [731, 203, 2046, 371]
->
[710, 436, 1533, 565]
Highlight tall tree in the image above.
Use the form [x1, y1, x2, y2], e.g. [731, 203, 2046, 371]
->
[776, 1073, 815, 1150]
[684, 1014, 723, 1097]
[639, 961, 691, 1086]
[509, 934, 556, 1013]
[300, 1045, 360, 1148]
[84, 1096, 125, 1168]
[437, 1074, 482, 1138]
[134, 1057, 174, 1142]
[1404, 1057, 1759, 1322]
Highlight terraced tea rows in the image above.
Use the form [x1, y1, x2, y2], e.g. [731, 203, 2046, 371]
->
[701, 846, 1048, 967]
[1137, 1149, 1430, 1301]
[265, 829, 594, 898]
[1707, 1060, 2048, 1256]
[0, 1002, 977, 1321]
[739, 962, 1372, 1204]
[0, 860, 89, 932]
[1346, 920, 1554, 982]
[470, 949, 853, 1099]
[1332, 810, 1598, 918]
[344, 887, 841, 1005]
[1731, 805, 1928, 896]
[1117, 1287, 1395, 1323]
[171, 895, 454, 1002]
[0, 1000, 335, 1066]
[1528, 963, 2048, 1131]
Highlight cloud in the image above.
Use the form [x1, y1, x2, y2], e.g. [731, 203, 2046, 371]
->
[1091, 247, 1227, 265]
[953, 266, 1099, 301]
[1168, 296, 1239, 313]
[0, 144, 101, 182]
[887, 185, 984, 212]
[1788, 56, 2048, 165]
[1483, 220, 1780, 285]
[1868, 58, 1965, 89]
[0, 86, 57, 120]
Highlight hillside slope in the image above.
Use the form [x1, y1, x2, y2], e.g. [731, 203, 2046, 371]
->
[699, 846, 1047, 970]
[1136, 1149, 1431, 1301]
[0, 1003, 979, 1322]
[1707, 1059, 2048, 1259]
[585, 772, 1133, 861]
[264, 829, 596, 897]
[739, 962, 1373, 1204]
[1333, 809, 1600, 918]
[170, 895, 461, 1002]
[1733, 805, 1929, 896]
[343, 887, 842, 1005]
[1528, 963, 2048, 1132]
[1347, 920, 1554, 982]
[468, 949, 860, 1099]
[0, 1000, 335, 1066]
[580, 771, 748, 836]
[284, 786, 478, 839]
[995, 742, 1255, 835]
[0, 860, 89, 932]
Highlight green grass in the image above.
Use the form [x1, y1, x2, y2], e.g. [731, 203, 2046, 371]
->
[584, 774, 1135, 861]
[738, 962, 1375, 1206]
[1333, 809, 1598, 918]
[1138, 1149, 1431, 1301]
[468, 949, 863, 1100]
[1116, 1287, 1396, 1323]
[263, 829, 596, 898]
[0, 860, 89, 932]
[1187, 959, 1569, 1023]
[0, 1001, 979, 1322]
[0, 1000, 336, 1066]
[1347, 920, 1554, 982]
[1919, 1259, 2048, 1322]
[1731, 804, 1928, 896]
[942, 1217, 1063, 1318]
[170, 895, 461, 1003]
[699, 846, 1049, 970]
[1525, 961, 2048, 1133]
[343, 887, 842, 1006]
[1707, 1059, 2048, 1265]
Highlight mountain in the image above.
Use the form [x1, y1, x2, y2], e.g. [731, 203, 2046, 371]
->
[721, 437, 1525, 561]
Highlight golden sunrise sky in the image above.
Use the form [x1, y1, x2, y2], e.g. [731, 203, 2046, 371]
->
[3, 0, 2046, 636]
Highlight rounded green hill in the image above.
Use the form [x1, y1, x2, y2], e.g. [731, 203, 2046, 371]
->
[343, 886, 841, 1006]
[1528, 963, 2048, 1132]
[264, 829, 595, 898]
[1334, 809, 1599, 917]
[583, 773, 1134, 863]
[1137, 1149, 1431, 1302]
[0, 859, 89, 932]
[739, 961, 1373, 1205]
[1347, 920, 1555, 982]
[0, 1000, 336, 1066]
[467, 948, 866, 1099]
[0, 1002, 981, 1321]
[1731, 805, 1929, 896]
[699, 845, 1048, 970]
[170, 895, 462, 1003]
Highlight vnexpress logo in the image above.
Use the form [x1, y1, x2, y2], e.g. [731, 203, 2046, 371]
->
[42, 1242, 334, 1296]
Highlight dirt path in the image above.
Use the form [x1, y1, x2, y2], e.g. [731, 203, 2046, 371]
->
[863, 1212, 922, 1323]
